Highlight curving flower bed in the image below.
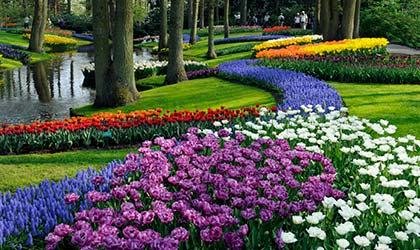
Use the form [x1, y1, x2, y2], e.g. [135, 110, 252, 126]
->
[214, 35, 289, 45]
[22, 34, 78, 52]
[253, 35, 323, 53]
[0, 45, 31, 64]
[256, 38, 389, 59]
[0, 162, 116, 248]
[263, 26, 292, 33]
[218, 60, 342, 111]
[259, 55, 420, 84]
[0, 107, 261, 154]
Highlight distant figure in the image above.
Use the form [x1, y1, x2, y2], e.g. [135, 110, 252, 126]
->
[264, 13, 270, 28]
[300, 11, 308, 30]
[234, 12, 241, 26]
[252, 15, 258, 26]
[58, 19, 65, 29]
[47, 18, 52, 29]
[278, 13, 285, 26]
[24, 16, 30, 29]
[294, 13, 300, 28]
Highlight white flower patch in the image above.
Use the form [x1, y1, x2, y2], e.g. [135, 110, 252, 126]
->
[202, 106, 420, 248]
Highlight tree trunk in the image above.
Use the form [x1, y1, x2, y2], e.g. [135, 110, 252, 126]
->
[188, 0, 193, 29]
[109, 0, 116, 39]
[328, 0, 340, 40]
[224, 0, 229, 38]
[158, 0, 168, 50]
[86, 0, 92, 16]
[200, 0, 205, 28]
[189, 0, 199, 44]
[353, 0, 361, 38]
[320, 0, 330, 40]
[239, 0, 247, 26]
[67, 0, 71, 14]
[164, 0, 188, 85]
[315, 0, 321, 34]
[342, 0, 356, 39]
[29, 0, 47, 53]
[33, 63, 51, 103]
[93, 0, 113, 107]
[207, 0, 217, 59]
[215, 2, 219, 25]
[112, 0, 138, 106]
[23, 0, 28, 17]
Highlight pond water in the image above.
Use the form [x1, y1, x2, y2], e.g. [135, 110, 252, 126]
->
[0, 47, 153, 125]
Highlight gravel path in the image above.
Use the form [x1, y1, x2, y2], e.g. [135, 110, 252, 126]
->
[387, 44, 420, 55]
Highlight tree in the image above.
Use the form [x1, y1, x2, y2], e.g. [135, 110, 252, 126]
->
[158, 0, 168, 50]
[92, 0, 139, 107]
[189, 0, 199, 44]
[67, 0, 71, 14]
[353, 0, 361, 38]
[239, 0, 247, 25]
[164, 0, 188, 84]
[28, 0, 47, 53]
[224, 0, 229, 38]
[342, 0, 357, 39]
[199, 0, 205, 28]
[320, 0, 339, 40]
[206, 0, 217, 59]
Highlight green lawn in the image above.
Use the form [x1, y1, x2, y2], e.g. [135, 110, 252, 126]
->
[75, 77, 275, 116]
[330, 82, 420, 138]
[0, 148, 136, 192]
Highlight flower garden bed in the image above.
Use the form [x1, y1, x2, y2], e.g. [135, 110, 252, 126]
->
[259, 55, 420, 84]
[0, 107, 260, 155]
[214, 35, 289, 45]
[262, 29, 313, 37]
[2, 106, 419, 249]
[22, 34, 77, 52]
[81, 60, 208, 84]
[0, 45, 30, 64]
[252, 35, 323, 53]
[256, 38, 389, 59]
[218, 60, 342, 111]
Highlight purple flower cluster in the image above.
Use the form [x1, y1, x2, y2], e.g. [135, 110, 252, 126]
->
[48, 128, 343, 249]
[0, 161, 119, 248]
[187, 67, 219, 80]
[72, 33, 94, 41]
[0, 45, 31, 64]
[218, 60, 343, 111]
[182, 34, 200, 43]
[214, 35, 289, 45]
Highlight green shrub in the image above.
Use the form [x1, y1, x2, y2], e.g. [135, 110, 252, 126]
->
[360, 3, 420, 48]
[51, 14, 92, 33]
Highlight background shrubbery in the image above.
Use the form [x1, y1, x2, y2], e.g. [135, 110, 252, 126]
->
[360, 1, 420, 48]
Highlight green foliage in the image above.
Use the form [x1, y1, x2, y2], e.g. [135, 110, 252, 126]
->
[197, 27, 263, 37]
[360, 1, 420, 48]
[51, 14, 92, 33]
[259, 56, 420, 84]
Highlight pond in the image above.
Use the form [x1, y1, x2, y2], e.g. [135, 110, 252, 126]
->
[0, 47, 153, 125]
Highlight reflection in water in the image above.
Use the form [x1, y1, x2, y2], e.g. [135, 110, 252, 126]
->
[33, 63, 51, 103]
[0, 48, 153, 125]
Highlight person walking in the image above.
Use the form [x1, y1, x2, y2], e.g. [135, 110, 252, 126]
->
[278, 13, 285, 26]
[300, 11, 308, 30]
[294, 13, 300, 28]
[264, 13, 270, 28]
[23, 16, 30, 29]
